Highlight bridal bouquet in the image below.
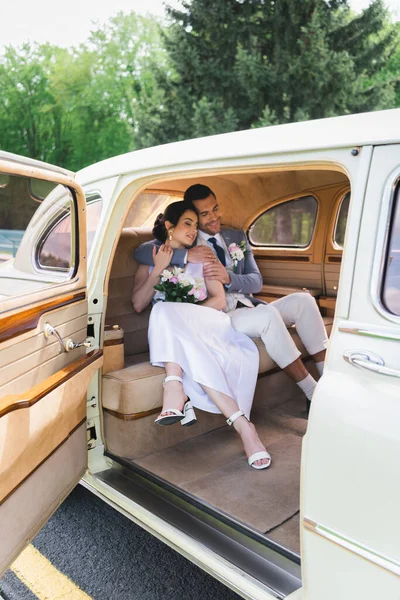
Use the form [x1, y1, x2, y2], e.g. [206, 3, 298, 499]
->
[154, 267, 207, 303]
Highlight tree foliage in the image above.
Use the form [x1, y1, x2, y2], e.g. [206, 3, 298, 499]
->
[164, 0, 399, 136]
[0, 2, 399, 170]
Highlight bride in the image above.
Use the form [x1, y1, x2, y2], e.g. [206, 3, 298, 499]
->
[132, 201, 271, 469]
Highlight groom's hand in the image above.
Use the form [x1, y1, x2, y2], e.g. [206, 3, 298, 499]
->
[203, 261, 231, 285]
[187, 246, 216, 263]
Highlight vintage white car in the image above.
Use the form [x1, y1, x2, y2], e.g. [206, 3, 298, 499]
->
[0, 109, 399, 600]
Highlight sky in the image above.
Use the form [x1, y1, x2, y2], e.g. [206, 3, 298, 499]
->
[1, 0, 399, 52]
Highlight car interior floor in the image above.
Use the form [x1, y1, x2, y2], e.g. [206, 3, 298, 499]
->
[128, 363, 316, 556]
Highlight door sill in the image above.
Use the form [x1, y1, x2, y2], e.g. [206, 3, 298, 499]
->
[83, 453, 302, 599]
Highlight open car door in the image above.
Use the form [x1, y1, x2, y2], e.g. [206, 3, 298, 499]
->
[0, 154, 103, 576]
[302, 144, 400, 598]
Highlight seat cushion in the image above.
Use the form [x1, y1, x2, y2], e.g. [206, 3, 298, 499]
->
[105, 227, 153, 356]
[102, 317, 333, 417]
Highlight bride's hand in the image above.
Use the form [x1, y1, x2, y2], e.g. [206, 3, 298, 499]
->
[153, 244, 173, 273]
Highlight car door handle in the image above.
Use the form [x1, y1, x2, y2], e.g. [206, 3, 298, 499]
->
[44, 322, 92, 353]
[343, 350, 400, 378]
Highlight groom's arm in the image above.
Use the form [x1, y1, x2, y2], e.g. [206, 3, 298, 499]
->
[134, 240, 216, 267]
[134, 239, 187, 267]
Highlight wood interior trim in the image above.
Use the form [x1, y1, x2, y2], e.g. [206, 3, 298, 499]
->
[104, 406, 161, 421]
[327, 256, 342, 263]
[318, 296, 337, 309]
[0, 291, 86, 344]
[257, 366, 281, 379]
[0, 349, 103, 419]
[0, 418, 86, 506]
[104, 338, 124, 347]
[255, 255, 310, 262]
[256, 293, 286, 300]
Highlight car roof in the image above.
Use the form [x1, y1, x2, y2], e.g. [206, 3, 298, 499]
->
[0, 150, 74, 177]
[76, 108, 400, 185]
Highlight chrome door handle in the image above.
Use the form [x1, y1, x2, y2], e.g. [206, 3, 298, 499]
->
[44, 322, 65, 353]
[64, 338, 92, 352]
[343, 350, 400, 378]
[44, 322, 92, 353]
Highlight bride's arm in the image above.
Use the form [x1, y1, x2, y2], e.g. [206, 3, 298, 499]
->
[132, 245, 172, 313]
[202, 277, 227, 311]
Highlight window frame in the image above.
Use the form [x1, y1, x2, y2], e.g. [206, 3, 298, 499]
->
[247, 194, 319, 249]
[332, 191, 350, 250]
[371, 171, 400, 324]
[35, 193, 102, 276]
[380, 178, 400, 317]
[34, 187, 79, 278]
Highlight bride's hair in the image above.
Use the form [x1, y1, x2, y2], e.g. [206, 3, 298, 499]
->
[152, 201, 195, 242]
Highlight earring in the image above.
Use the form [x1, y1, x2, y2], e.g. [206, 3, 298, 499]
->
[168, 228, 174, 241]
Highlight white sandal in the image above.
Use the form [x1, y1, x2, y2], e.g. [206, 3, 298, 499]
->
[155, 376, 197, 427]
[226, 410, 271, 469]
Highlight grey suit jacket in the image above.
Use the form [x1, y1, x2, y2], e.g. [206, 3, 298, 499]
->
[134, 227, 264, 302]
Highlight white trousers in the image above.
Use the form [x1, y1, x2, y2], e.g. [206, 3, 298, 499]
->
[229, 293, 328, 369]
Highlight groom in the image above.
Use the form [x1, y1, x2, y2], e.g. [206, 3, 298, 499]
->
[135, 184, 327, 407]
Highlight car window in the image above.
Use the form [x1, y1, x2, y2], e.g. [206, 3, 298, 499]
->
[0, 173, 63, 263]
[37, 195, 102, 271]
[333, 192, 350, 248]
[381, 183, 400, 316]
[0, 172, 81, 304]
[124, 192, 183, 229]
[248, 195, 318, 247]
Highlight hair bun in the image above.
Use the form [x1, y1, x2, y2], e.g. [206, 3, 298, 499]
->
[153, 213, 167, 242]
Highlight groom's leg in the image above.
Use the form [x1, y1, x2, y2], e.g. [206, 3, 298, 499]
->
[229, 305, 302, 369]
[270, 293, 328, 374]
[230, 305, 318, 403]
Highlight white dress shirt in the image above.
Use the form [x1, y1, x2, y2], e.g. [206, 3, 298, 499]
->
[197, 230, 233, 268]
[197, 230, 253, 312]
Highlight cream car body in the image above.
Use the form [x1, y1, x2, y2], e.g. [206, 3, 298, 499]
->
[1, 109, 399, 599]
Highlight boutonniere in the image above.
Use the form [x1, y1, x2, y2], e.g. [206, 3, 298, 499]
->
[228, 241, 247, 272]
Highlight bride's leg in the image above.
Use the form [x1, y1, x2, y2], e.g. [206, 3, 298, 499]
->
[159, 362, 188, 417]
[201, 385, 270, 468]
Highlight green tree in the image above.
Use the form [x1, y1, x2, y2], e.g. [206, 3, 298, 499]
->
[162, 0, 399, 139]
[0, 12, 168, 169]
[0, 44, 58, 162]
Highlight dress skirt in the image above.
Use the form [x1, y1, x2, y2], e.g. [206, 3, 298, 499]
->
[148, 301, 259, 419]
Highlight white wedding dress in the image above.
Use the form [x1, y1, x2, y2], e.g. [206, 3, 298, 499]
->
[148, 263, 259, 418]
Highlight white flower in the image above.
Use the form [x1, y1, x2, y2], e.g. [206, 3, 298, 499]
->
[228, 243, 245, 266]
[178, 273, 195, 287]
[161, 269, 173, 282]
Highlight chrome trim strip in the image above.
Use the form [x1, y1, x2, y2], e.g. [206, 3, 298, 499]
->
[370, 169, 400, 325]
[82, 471, 287, 600]
[339, 325, 400, 342]
[303, 518, 400, 577]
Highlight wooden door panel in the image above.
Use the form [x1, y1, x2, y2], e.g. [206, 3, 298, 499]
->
[255, 258, 323, 290]
[0, 351, 102, 503]
[324, 261, 341, 297]
[0, 301, 88, 396]
[0, 424, 86, 575]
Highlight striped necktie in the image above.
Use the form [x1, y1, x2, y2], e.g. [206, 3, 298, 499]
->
[208, 237, 226, 266]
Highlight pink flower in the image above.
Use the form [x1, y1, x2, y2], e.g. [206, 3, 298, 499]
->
[188, 288, 195, 295]
[196, 289, 207, 301]
[170, 276, 178, 284]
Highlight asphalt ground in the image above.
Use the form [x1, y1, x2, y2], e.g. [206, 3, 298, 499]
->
[1, 484, 241, 600]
